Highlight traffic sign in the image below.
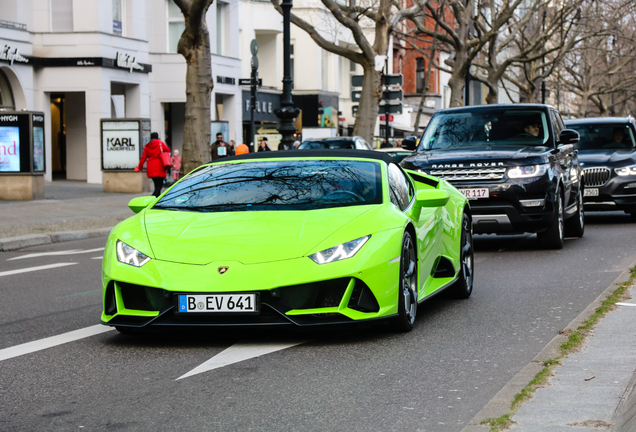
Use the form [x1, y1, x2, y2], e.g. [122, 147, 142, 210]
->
[382, 74, 403, 86]
[352, 105, 358, 117]
[351, 90, 361, 102]
[382, 89, 403, 101]
[379, 115, 394, 122]
[351, 75, 364, 87]
[250, 39, 259, 56]
[239, 78, 262, 86]
[379, 103, 403, 114]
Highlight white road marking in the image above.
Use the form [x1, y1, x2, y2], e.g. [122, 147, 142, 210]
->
[0, 325, 115, 362]
[177, 340, 307, 380]
[617, 302, 636, 307]
[8, 247, 105, 261]
[0, 262, 77, 277]
[91, 257, 103, 260]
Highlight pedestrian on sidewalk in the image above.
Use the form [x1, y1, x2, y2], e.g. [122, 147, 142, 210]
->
[171, 149, 182, 181]
[257, 137, 271, 152]
[211, 133, 233, 161]
[134, 132, 170, 198]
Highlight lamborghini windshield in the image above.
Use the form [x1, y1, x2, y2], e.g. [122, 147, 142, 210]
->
[567, 124, 636, 150]
[154, 159, 383, 212]
[421, 109, 550, 150]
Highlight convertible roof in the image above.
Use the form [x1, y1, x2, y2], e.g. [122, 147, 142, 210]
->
[220, 149, 394, 164]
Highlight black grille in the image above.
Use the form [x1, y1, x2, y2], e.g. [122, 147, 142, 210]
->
[429, 167, 506, 181]
[271, 278, 350, 309]
[118, 282, 172, 311]
[583, 168, 610, 187]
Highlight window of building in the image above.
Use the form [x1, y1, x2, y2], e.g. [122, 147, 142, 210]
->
[216, 2, 228, 55]
[322, 49, 329, 90]
[113, 0, 124, 35]
[51, 0, 73, 32]
[0, 70, 15, 109]
[168, 0, 185, 53]
[416, 58, 425, 94]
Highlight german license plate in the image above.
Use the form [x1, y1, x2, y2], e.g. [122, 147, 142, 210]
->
[458, 188, 489, 200]
[584, 188, 599, 197]
[176, 293, 258, 313]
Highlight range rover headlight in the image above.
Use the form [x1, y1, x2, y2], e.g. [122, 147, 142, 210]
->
[309, 235, 370, 264]
[508, 164, 548, 179]
[116, 240, 151, 267]
[615, 165, 636, 176]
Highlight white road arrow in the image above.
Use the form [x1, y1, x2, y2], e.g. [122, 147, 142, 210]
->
[177, 340, 307, 380]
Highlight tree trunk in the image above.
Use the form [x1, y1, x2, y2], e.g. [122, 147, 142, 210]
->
[353, 64, 382, 144]
[176, 0, 214, 176]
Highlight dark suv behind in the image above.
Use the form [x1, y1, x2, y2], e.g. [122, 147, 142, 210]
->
[564, 117, 636, 218]
[401, 104, 584, 249]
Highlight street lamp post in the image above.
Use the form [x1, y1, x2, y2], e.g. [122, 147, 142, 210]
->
[541, 10, 546, 104]
[274, 0, 300, 150]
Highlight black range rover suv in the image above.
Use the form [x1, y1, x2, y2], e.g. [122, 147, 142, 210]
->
[564, 117, 636, 218]
[401, 104, 584, 249]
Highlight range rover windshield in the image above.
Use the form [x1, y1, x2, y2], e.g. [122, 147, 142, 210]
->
[421, 109, 550, 150]
[567, 124, 636, 150]
[153, 159, 383, 212]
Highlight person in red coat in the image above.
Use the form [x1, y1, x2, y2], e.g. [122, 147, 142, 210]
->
[134, 132, 171, 197]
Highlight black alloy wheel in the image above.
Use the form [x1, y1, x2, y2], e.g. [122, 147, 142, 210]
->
[564, 188, 585, 238]
[393, 231, 418, 332]
[538, 191, 564, 249]
[449, 213, 474, 299]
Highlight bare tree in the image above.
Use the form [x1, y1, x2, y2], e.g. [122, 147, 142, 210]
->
[407, 0, 526, 107]
[269, 0, 422, 142]
[173, 0, 214, 175]
[557, 0, 636, 116]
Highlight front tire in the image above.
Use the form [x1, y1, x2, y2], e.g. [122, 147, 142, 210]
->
[392, 231, 418, 332]
[449, 213, 474, 299]
[538, 191, 564, 249]
[564, 188, 585, 238]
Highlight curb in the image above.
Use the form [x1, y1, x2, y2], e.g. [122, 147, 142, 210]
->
[462, 261, 636, 431]
[0, 227, 113, 252]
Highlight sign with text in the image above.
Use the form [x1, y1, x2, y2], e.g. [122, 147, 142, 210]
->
[0, 126, 20, 172]
[101, 120, 147, 170]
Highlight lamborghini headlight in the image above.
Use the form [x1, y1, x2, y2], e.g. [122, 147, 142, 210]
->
[615, 165, 636, 176]
[309, 235, 371, 265]
[116, 240, 151, 267]
[508, 164, 548, 179]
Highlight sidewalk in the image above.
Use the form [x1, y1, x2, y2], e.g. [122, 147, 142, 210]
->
[464, 267, 636, 432]
[0, 180, 146, 251]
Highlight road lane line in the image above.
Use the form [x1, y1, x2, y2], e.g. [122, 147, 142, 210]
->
[0, 262, 78, 277]
[617, 302, 636, 307]
[0, 325, 115, 362]
[8, 248, 105, 261]
[177, 340, 307, 380]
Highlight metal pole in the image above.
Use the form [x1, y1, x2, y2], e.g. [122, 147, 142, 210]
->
[250, 67, 256, 151]
[541, 10, 546, 104]
[385, 58, 390, 147]
[274, 0, 300, 150]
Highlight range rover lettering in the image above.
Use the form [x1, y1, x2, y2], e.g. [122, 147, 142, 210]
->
[401, 104, 584, 249]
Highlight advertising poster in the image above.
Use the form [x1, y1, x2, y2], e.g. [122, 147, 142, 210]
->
[33, 126, 44, 172]
[0, 126, 20, 172]
[102, 121, 140, 170]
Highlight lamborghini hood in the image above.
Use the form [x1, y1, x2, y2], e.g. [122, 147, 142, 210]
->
[143, 206, 377, 265]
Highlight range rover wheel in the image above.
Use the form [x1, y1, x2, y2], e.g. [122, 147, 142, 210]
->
[393, 231, 418, 332]
[538, 192, 564, 249]
[449, 213, 474, 299]
[564, 188, 585, 238]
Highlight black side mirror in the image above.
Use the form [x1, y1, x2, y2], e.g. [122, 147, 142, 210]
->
[559, 129, 580, 145]
[402, 136, 418, 150]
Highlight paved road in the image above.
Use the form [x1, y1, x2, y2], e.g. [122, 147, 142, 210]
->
[0, 212, 635, 432]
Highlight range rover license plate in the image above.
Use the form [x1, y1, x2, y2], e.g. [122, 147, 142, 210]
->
[458, 188, 489, 200]
[176, 294, 258, 313]
[584, 188, 599, 197]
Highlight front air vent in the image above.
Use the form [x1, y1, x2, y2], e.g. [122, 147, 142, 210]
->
[430, 167, 506, 181]
[583, 168, 611, 187]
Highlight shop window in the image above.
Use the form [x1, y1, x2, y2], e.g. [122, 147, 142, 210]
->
[51, 0, 73, 32]
[113, 0, 124, 35]
[216, 2, 229, 56]
[168, 0, 185, 53]
[0, 70, 15, 109]
[416, 58, 425, 94]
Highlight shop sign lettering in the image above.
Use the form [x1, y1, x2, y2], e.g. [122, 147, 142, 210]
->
[116, 52, 144, 73]
[0, 45, 28, 65]
[106, 136, 136, 151]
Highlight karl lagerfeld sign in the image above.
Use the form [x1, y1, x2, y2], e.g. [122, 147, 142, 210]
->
[0, 45, 29, 65]
[115, 52, 144, 73]
[101, 120, 142, 170]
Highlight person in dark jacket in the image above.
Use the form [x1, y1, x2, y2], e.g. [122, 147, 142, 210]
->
[134, 132, 171, 197]
[211, 132, 233, 160]
[257, 137, 272, 152]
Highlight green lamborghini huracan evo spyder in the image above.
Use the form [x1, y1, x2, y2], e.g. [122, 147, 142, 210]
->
[101, 150, 473, 332]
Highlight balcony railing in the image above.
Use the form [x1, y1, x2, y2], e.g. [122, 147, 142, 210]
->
[0, 20, 27, 31]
